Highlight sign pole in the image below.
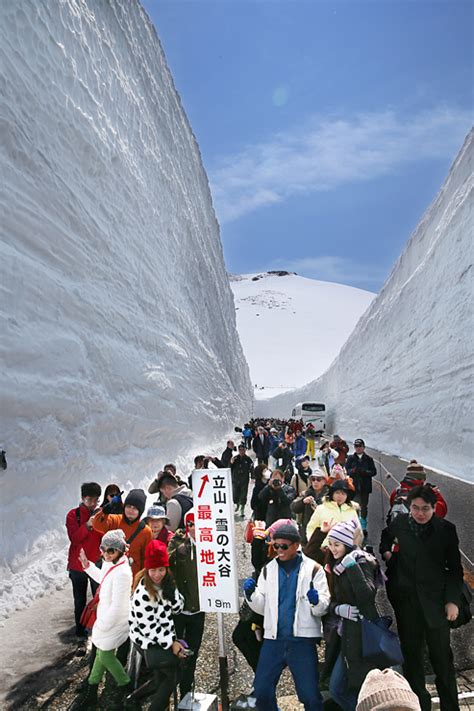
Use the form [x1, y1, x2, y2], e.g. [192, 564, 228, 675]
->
[217, 611, 229, 711]
[192, 467, 238, 711]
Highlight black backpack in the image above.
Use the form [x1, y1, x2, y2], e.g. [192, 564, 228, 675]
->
[173, 493, 194, 529]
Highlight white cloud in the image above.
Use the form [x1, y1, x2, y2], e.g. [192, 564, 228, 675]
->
[210, 107, 473, 224]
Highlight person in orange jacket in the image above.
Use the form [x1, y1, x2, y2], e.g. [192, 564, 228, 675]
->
[91, 489, 152, 577]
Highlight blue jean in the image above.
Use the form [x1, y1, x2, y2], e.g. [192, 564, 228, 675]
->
[253, 638, 323, 711]
[329, 653, 358, 711]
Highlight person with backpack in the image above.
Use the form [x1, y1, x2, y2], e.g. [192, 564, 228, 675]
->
[66, 482, 103, 638]
[70, 530, 133, 710]
[380, 484, 463, 711]
[243, 521, 330, 711]
[389, 460, 447, 518]
[324, 519, 381, 711]
[91, 489, 152, 577]
[155, 471, 193, 531]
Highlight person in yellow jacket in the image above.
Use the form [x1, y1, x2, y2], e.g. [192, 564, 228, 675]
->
[306, 480, 360, 547]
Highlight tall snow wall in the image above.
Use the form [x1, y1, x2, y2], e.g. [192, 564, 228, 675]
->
[0, 0, 252, 614]
[259, 131, 473, 482]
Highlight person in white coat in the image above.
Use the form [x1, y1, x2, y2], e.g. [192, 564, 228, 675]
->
[243, 522, 330, 711]
[70, 529, 133, 710]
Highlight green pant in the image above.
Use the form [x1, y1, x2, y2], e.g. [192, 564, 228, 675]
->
[88, 648, 130, 686]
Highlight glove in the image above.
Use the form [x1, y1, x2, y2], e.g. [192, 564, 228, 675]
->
[341, 553, 357, 569]
[243, 578, 256, 599]
[307, 583, 319, 605]
[335, 604, 360, 621]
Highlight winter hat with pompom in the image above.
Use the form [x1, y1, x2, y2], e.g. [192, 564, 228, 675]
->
[356, 668, 421, 710]
[405, 460, 426, 481]
[101, 528, 127, 553]
[144, 540, 169, 569]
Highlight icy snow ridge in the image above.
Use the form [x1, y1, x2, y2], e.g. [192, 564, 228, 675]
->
[231, 273, 374, 398]
[0, 0, 252, 616]
[259, 131, 474, 481]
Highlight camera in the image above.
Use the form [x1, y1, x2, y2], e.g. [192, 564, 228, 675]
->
[271, 479, 282, 488]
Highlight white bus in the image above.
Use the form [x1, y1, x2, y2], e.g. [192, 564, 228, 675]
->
[290, 402, 326, 432]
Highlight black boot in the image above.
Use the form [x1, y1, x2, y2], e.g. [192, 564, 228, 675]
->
[69, 683, 98, 710]
[105, 682, 134, 710]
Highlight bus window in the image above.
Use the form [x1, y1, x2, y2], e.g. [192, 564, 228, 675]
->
[302, 403, 325, 413]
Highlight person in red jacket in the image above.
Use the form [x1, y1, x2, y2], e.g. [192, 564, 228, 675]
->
[389, 460, 447, 518]
[66, 482, 103, 637]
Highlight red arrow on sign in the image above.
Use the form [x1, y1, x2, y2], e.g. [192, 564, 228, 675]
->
[198, 474, 210, 498]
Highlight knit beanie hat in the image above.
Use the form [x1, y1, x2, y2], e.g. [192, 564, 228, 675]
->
[405, 460, 426, 481]
[268, 518, 296, 537]
[271, 522, 301, 543]
[101, 528, 127, 552]
[81, 482, 102, 498]
[144, 540, 169, 569]
[356, 669, 421, 710]
[184, 509, 195, 527]
[124, 489, 147, 516]
[327, 518, 360, 548]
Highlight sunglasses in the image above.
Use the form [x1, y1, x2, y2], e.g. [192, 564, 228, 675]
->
[101, 547, 118, 554]
[273, 543, 291, 550]
[187, 522, 195, 528]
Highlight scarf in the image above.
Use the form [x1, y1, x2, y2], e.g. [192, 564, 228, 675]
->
[408, 514, 432, 538]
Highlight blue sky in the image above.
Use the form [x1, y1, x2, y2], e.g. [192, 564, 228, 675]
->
[142, 0, 472, 292]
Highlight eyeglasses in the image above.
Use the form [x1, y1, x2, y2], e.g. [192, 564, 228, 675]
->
[273, 543, 291, 550]
[101, 547, 118, 554]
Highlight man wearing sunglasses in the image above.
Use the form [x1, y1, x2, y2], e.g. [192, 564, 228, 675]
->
[243, 522, 330, 710]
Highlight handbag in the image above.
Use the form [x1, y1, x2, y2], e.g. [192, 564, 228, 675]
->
[361, 615, 404, 667]
[80, 590, 100, 630]
[79, 560, 126, 630]
[244, 519, 254, 544]
[450, 581, 473, 629]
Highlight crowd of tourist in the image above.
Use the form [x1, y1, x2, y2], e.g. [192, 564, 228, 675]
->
[65, 418, 466, 711]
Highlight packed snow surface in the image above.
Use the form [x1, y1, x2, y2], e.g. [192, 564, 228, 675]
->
[230, 273, 375, 399]
[0, 0, 252, 617]
[259, 131, 474, 482]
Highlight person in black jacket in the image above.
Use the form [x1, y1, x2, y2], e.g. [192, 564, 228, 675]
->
[252, 426, 271, 465]
[230, 444, 254, 517]
[345, 438, 376, 536]
[272, 441, 295, 482]
[380, 485, 463, 711]
[257, 469, 296, 527]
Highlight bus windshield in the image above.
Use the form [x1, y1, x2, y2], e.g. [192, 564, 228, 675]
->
[302, 403, 325, 413]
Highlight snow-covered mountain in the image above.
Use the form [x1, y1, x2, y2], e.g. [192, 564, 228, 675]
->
[0, 0, 251, 616]
[230, 272, 375, 399]
[259, 131, 473, 482]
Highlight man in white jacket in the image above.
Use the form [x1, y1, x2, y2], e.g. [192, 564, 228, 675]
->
[243, 522, 330, 711]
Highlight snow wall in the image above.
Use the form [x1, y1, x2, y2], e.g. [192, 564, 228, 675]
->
[258, 131, 474, 482]
[0, 0, 252, 616]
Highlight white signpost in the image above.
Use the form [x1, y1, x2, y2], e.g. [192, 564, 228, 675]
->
[191, 467, 238, 710]
[192, 467, 239, 613]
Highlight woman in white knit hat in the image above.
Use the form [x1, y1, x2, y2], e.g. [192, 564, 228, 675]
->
[356, 668, 421, 710]
[70, 529, 133, 710]
[324, 518, 382, 711]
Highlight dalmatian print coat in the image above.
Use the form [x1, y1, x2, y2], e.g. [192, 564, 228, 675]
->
[129, 577, 184, 650]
